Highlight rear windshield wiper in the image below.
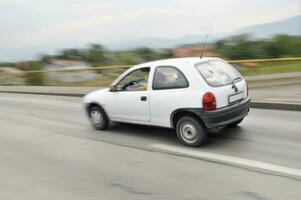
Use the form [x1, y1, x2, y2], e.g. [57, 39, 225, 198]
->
[231, 77, 241, 92]
[232, 77, 241, 83]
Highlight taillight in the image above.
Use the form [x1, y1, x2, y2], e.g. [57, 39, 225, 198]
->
[202, 92, 216, 111]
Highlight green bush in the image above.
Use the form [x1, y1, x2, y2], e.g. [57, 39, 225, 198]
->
[25, 72, 44, 86]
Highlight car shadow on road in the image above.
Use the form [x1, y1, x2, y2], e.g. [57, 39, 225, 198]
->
[205, 126, 247, 148]
[107, 122, 179, 145]
[101, 122, 246, 148]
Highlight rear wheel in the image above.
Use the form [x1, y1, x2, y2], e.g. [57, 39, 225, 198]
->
[228, 118, 244, 127]
[88, 106, 109, 130]
[176, 116, 207, 147]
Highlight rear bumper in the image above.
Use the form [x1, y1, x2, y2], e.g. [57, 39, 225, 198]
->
[201, 97, 251, 128]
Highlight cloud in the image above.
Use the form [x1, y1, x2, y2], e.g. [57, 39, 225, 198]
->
[0, 0, 300, 61]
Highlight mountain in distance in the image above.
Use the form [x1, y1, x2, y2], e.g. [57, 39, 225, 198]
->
[1, 15, 300, 62]
[236, 15, 301, 38]
[108, 34, 220, 50]
[109, 15, 301, 50]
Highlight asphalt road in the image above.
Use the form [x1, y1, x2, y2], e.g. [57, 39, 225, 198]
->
[0, 93, 300, 200]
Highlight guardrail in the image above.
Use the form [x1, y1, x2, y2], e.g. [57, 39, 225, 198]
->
[228, 57, 301, 63]
[0, 57, 300, 86]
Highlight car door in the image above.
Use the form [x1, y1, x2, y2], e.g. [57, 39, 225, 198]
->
[108, 67, 150, 122]
[150, 65, 191, 127]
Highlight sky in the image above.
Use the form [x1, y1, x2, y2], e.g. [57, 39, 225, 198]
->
[0, 0, 300, 61]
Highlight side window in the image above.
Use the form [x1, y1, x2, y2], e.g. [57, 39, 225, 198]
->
[115, 67, 150, 91]
[153, 66, 189, 90]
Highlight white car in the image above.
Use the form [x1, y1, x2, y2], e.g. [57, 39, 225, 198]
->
[83, 57, 250, 147]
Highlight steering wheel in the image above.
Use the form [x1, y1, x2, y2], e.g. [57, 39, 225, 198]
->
[122, 80, 140, 89]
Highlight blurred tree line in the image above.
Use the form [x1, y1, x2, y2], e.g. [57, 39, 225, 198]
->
[215, 34, 301, 59]
[0, 34, 300, 70]
[40, 44, 173, 67]
[38, 34, 300, 64]
[0, 34, 299, 86]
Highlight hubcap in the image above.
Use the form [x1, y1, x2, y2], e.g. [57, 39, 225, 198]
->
[90, 110, 103, 125]
[180, 123, 197, 143]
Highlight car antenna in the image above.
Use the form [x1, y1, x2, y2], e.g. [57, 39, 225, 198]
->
[200, 34, 208, 59]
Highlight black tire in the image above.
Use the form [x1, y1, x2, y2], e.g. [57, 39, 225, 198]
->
[228, 118, 244, 127]
[176, 116, 207, 147]
[88, 106, 109, 130]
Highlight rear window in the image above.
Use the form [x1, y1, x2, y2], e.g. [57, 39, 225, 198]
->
[195, 60, 242, 87]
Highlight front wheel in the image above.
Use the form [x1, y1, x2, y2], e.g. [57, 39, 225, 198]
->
[176, 116, 207, 147]
[88, 106, 109, 130]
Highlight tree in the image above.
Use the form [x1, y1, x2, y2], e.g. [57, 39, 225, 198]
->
[60, 49, 81, 60]
[262, 35, 301, 58]
[84, 44, 107, 65]
[134, 47, 155, 61]
[214, 34, 301, 59]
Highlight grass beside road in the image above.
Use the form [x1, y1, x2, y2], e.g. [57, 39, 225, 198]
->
[48, 75, 119, 87]
[41, 61, 301, 87]
[0, 61, 300, 87]
[241, 61, 301, 76]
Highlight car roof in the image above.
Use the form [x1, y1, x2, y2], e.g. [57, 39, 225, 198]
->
[111, 57, 223, 86]
[133, 57, 222, 69]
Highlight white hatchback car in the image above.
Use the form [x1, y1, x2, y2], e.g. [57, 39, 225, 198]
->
[83, 57, 250, 147]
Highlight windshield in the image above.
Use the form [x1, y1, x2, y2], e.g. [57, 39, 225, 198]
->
[195, 60, 242, 87]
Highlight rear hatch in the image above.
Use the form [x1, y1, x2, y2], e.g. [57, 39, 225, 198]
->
[195, 60, 248, 108]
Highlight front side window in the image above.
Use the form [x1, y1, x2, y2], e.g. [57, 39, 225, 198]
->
[153, 66, 189, 90]
[195, 60, 242, 87]
[115, 67, 150, 91]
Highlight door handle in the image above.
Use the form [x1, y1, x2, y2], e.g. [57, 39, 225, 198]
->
[140, 96, 147, 101]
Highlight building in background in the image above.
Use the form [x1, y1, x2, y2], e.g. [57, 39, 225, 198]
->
[0, 67, 25, 85]
[172, 44, 218, 58]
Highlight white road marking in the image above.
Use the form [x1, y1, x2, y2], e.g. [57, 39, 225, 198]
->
[149, 143, 301, 178]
